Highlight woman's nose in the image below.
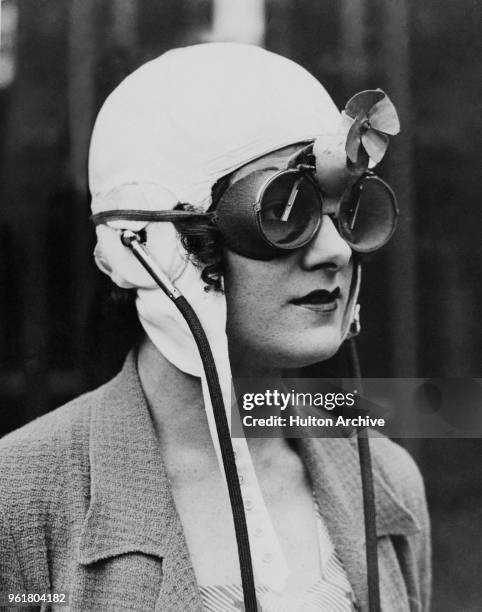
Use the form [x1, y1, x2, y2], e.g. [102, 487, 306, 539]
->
[299, 214, 352, 270]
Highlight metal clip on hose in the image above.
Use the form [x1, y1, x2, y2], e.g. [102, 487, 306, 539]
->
[120, 230, 258, 612]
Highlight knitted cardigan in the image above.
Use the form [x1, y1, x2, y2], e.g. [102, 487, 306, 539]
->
[0, 352, 431, 611]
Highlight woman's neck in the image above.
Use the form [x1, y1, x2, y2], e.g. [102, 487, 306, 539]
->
[228, 339, 283, 379]
[137, 335, 208, 443]
[137, 335, 284, 459]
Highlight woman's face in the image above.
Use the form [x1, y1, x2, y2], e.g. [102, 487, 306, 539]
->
[224, 211, 354, 371]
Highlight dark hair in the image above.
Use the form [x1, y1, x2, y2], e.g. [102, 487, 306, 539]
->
[172, 175, 231, 292]
[173, 215, 225, 292]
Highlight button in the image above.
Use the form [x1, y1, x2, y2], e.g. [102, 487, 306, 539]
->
[254, 528, 264, 538]
[262, 552, 273, 563]
[245, 499, 254, 511]
[238, 474, 244, 484]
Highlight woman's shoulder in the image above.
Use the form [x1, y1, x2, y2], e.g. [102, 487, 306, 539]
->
[0, 352, 150, 586]
[1, 381, 102, 458]
[306, 433, 428, 524]
[0, 352, 138, 471]
[0, 388, 101, 574]
[0, 388, 96, 506]
[368, 436, 428, 516]
[0, 359, 134, 509]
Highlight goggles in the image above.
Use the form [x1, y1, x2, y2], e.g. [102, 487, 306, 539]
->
[92, 144, 398, 260]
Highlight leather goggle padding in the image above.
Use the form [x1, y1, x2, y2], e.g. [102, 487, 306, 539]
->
[215, 169, 284, 259]
[212, 143, 317, 260]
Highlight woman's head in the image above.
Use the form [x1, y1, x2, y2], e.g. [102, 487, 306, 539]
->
[89, 43, 396, 378]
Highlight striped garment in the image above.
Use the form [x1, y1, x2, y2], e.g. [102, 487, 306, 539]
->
[199, 499, 357, 612]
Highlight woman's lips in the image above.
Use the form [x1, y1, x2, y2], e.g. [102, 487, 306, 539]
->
[291, 287, 341, 312]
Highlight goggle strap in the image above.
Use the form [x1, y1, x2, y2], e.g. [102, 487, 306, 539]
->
[91, 209, 212, 225]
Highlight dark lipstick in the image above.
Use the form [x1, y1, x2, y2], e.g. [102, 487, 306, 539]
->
[292, 287, 340, 312]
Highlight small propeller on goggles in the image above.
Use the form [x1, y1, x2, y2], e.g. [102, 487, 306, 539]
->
[344, 89, 400, 167]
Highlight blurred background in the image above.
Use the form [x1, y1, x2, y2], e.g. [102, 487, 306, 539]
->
[0, 0, 480, 609]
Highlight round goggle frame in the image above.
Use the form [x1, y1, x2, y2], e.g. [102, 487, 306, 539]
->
[214, 167, 398, 259]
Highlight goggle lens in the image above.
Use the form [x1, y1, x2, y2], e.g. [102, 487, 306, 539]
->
[259, 173, 321, 250]
[338, 175, 398, 252]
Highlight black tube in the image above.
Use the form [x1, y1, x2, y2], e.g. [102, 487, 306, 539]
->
[123, 233, 258, 611]
[347, 338, 381, 612]
[175, 295, 258, 611]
